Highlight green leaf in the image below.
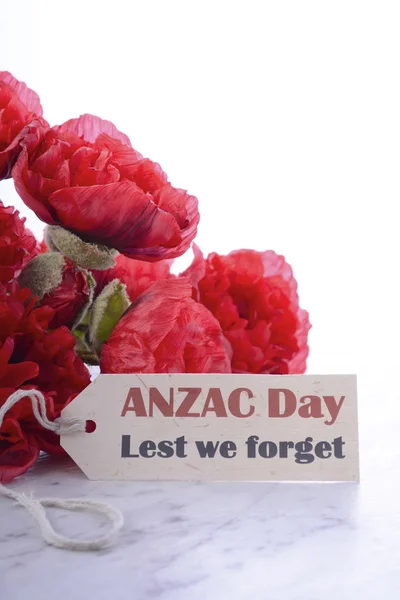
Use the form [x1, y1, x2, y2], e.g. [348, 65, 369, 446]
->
[89, 279, 131, 352]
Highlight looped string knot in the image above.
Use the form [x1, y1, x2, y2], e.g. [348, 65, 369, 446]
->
[0, 389, 123, 551]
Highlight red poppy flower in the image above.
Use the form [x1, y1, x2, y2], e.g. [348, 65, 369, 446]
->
[0, 282, 90, 480]
[13, 114, 200, 261]
[0, 200, 37, 283]
[0, 71, 45, 180]
[92, 253, 173, 301]
[19, 253, 91, 329]
[100, 278, 231, 374]
[0, 283, 90, 407]
[184, 247, 311, 374]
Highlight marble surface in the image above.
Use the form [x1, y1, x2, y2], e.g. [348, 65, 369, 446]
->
[1, 373, 400, 600]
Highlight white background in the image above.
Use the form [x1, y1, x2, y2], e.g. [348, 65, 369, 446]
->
[2, 1, 399, 376]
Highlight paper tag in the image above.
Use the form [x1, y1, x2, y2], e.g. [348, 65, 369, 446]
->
[61, 374, 359, 482]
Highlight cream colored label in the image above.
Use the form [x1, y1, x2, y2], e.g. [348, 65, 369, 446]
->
[61, 374, 359, 482]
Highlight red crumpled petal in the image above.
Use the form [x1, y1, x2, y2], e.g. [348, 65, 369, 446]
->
[25, 327, 90, 407]
[48, 181, 183, 255]
[12, 120, 55, 223]
[186, 248, 311, 375]
[0, 418, 40, 483]
[287, 308, 311, 373]
[0, 338, 39, 389]
[181, 243, 206, 290]
[92, 253, 173, 300]
[54, 114, 132, 147]
[91, 132, 143, 166]
[1, 117, 48, 182]
[137, 187, 200, 261]
[0, 73, 46, 180]
[101, 278, 231, 374]
[0, 200, 38, 283]
[0, 71, 43, 116]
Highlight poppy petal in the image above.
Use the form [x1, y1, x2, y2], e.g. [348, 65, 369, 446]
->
[12, 122, 56, 224]
[0, 71, 43, 116]
[0, 433, 40, 483]
[54, 114, 132, 147]
[48, 181, 182, 254]
[101, 278, 231, 374]
[181, 243, 206, 287]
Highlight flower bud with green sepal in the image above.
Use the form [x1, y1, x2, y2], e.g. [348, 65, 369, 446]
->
[45, 225, 117, 271]
[18, 252, 94, 329]
[89, 279, 131, 354]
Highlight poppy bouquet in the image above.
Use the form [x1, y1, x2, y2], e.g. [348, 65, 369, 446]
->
[0, 71, 311, 482]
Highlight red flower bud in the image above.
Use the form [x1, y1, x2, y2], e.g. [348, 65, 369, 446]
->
[45, 226, 117, 271]
[18, 253, 92, 329]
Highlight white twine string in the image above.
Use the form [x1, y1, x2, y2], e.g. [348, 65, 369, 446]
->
[0, 389, 124, 551]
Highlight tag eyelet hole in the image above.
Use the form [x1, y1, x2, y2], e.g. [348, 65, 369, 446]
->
[85, 420, 96, 433]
